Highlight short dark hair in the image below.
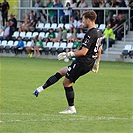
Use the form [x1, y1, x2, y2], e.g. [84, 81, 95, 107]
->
[82, 10, 97, 22]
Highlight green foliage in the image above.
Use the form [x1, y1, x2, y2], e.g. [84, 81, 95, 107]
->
[0, 57, 132, 132]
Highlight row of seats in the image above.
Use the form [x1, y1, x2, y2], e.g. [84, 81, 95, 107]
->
[35, 22, 106, 32]
[0, 40, 73, 55]
[36, 23, 66, 31]
[122, 45, 133, 58]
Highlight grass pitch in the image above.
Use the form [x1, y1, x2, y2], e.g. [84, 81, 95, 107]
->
[0, 56, 132, 132]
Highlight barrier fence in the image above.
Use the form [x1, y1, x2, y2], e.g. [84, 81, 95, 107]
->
[13, 7, 131, 29]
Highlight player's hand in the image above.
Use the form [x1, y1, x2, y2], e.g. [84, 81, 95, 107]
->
[58, 51, 75, 60]
[58, 52, 67, 60]
[66, 51, 75, 57]
[92, 59, 100, 73]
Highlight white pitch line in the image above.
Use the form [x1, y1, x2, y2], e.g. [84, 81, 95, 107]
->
[0, 113, 132, 123]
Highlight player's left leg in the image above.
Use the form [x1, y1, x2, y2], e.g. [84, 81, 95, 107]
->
[59, 77, 76, 114]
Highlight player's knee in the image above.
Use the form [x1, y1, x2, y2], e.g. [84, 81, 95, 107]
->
[63, 78, 72, 87]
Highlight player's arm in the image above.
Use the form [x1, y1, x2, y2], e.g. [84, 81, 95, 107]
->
[74, 46, 88, 56]
[58, 47, 88, 60]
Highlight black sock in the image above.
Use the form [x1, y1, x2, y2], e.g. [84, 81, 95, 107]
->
[64, 86, 74, 106]
[42, 72, 62, 89]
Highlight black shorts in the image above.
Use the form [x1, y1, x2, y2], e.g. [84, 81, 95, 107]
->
[66, 60, 94, 83]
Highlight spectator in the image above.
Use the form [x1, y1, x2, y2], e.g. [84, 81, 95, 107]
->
[0, 21, 12, 41]
[0, 3, 2, 28]
[34, 0, 46, 22]
[107, 0, 119, 21]
[18, 17, 31, 32]
[92, 0, 100, 24]
[14, 36, 24, 55]
[1, 0, 10, 26]
[111, 14, 118, 31]
[70, 0, 77, 18]
[76, 28, 85, 41]
[51, 27, 62, 42]
[77, 0, 88, 20]
[71, 37, 81, 51]
[118, 0, 127, 19]
[33, 36, 43, 57]
[45, 28, 56, 43]
[116, 14, 126, 40]
[129, 0, 133, 31]
[98, 0, 105, 25]
[76, 17, 83, 33]
[61, 26, 67, 41]
[46, 0, 54, 24]
[8, 14, 17, 32]
[64, 2, 71, 24]
[53, 0, 64, 23]
[102, 24, 115, 50]
[29, 13, 37, 31]
[26, 35, 38, 57]
[69, 16, 78, 34]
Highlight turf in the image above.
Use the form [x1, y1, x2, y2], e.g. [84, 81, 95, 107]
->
[0, 56, 132, 133]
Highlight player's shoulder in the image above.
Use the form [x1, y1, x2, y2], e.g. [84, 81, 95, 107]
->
[85, 28, 101, 37]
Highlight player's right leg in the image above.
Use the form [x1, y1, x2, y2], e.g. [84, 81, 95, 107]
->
[33, 67, 68, 97]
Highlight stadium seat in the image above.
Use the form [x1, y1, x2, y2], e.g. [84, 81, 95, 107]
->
[122, 45, 132, 58]
[44, 42, 53, 55]
[50, 23, 57, 30]
[12, 31, 19, 40]
[59, 42, 67, 49]
[65, 23, 70, 31]
[38, 32, 45, 40]
[5, 40, 14, 53]
[99, 24, 106, 32]
[19, 31, 26, 39]
[129, 47, 133, 58]
[66, 42, 73, 49]
[51, 42, 60, 55]
[43, 23, 51, 31]
[57, 23, 64, 29]
[24, 32, 32, 41]
[32, 32, 39, 38]
[36, 23, 44, 31]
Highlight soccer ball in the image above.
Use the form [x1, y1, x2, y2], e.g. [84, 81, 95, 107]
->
[64, 58, 69, 62]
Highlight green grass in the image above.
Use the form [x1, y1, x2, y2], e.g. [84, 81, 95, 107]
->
[0, 56, 132, 133]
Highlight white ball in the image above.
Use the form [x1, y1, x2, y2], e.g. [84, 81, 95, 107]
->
[64, 58, 69, 62]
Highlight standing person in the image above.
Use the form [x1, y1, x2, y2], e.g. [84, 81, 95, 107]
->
[8, 14, 17, 32]
[1, 0, 9, 26]
[46, 0, 54, 24]
[33, 10, 102, 114]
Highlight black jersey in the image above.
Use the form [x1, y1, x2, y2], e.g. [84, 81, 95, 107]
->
[76, 28, 102, 66]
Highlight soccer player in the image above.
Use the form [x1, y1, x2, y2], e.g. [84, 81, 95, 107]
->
[33, 10, 102, 114]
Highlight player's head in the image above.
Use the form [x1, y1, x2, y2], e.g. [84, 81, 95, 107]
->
[82, 10, 97, 27]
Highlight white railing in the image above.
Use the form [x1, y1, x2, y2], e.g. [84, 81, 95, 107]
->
[13, 7, 131, 29]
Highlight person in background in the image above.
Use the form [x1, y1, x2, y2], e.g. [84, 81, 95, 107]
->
[1, 0, 9, 26]
[102, 24, 115, 50]
[129, 0, 133, 31]
[45, 28, 56, 43]
[14, 36, 24, 55]
[26, 35, 38, 58]
[0, 21, 12, 41]
[46, 0, 54, 24]
[8, 14, 17, 32]
[64, 2, 71, 24]
[53, 0, 64, 23]
[33, 36, 43, 57]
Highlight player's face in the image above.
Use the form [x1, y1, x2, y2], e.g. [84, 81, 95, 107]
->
[82, 16, 89, 28]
